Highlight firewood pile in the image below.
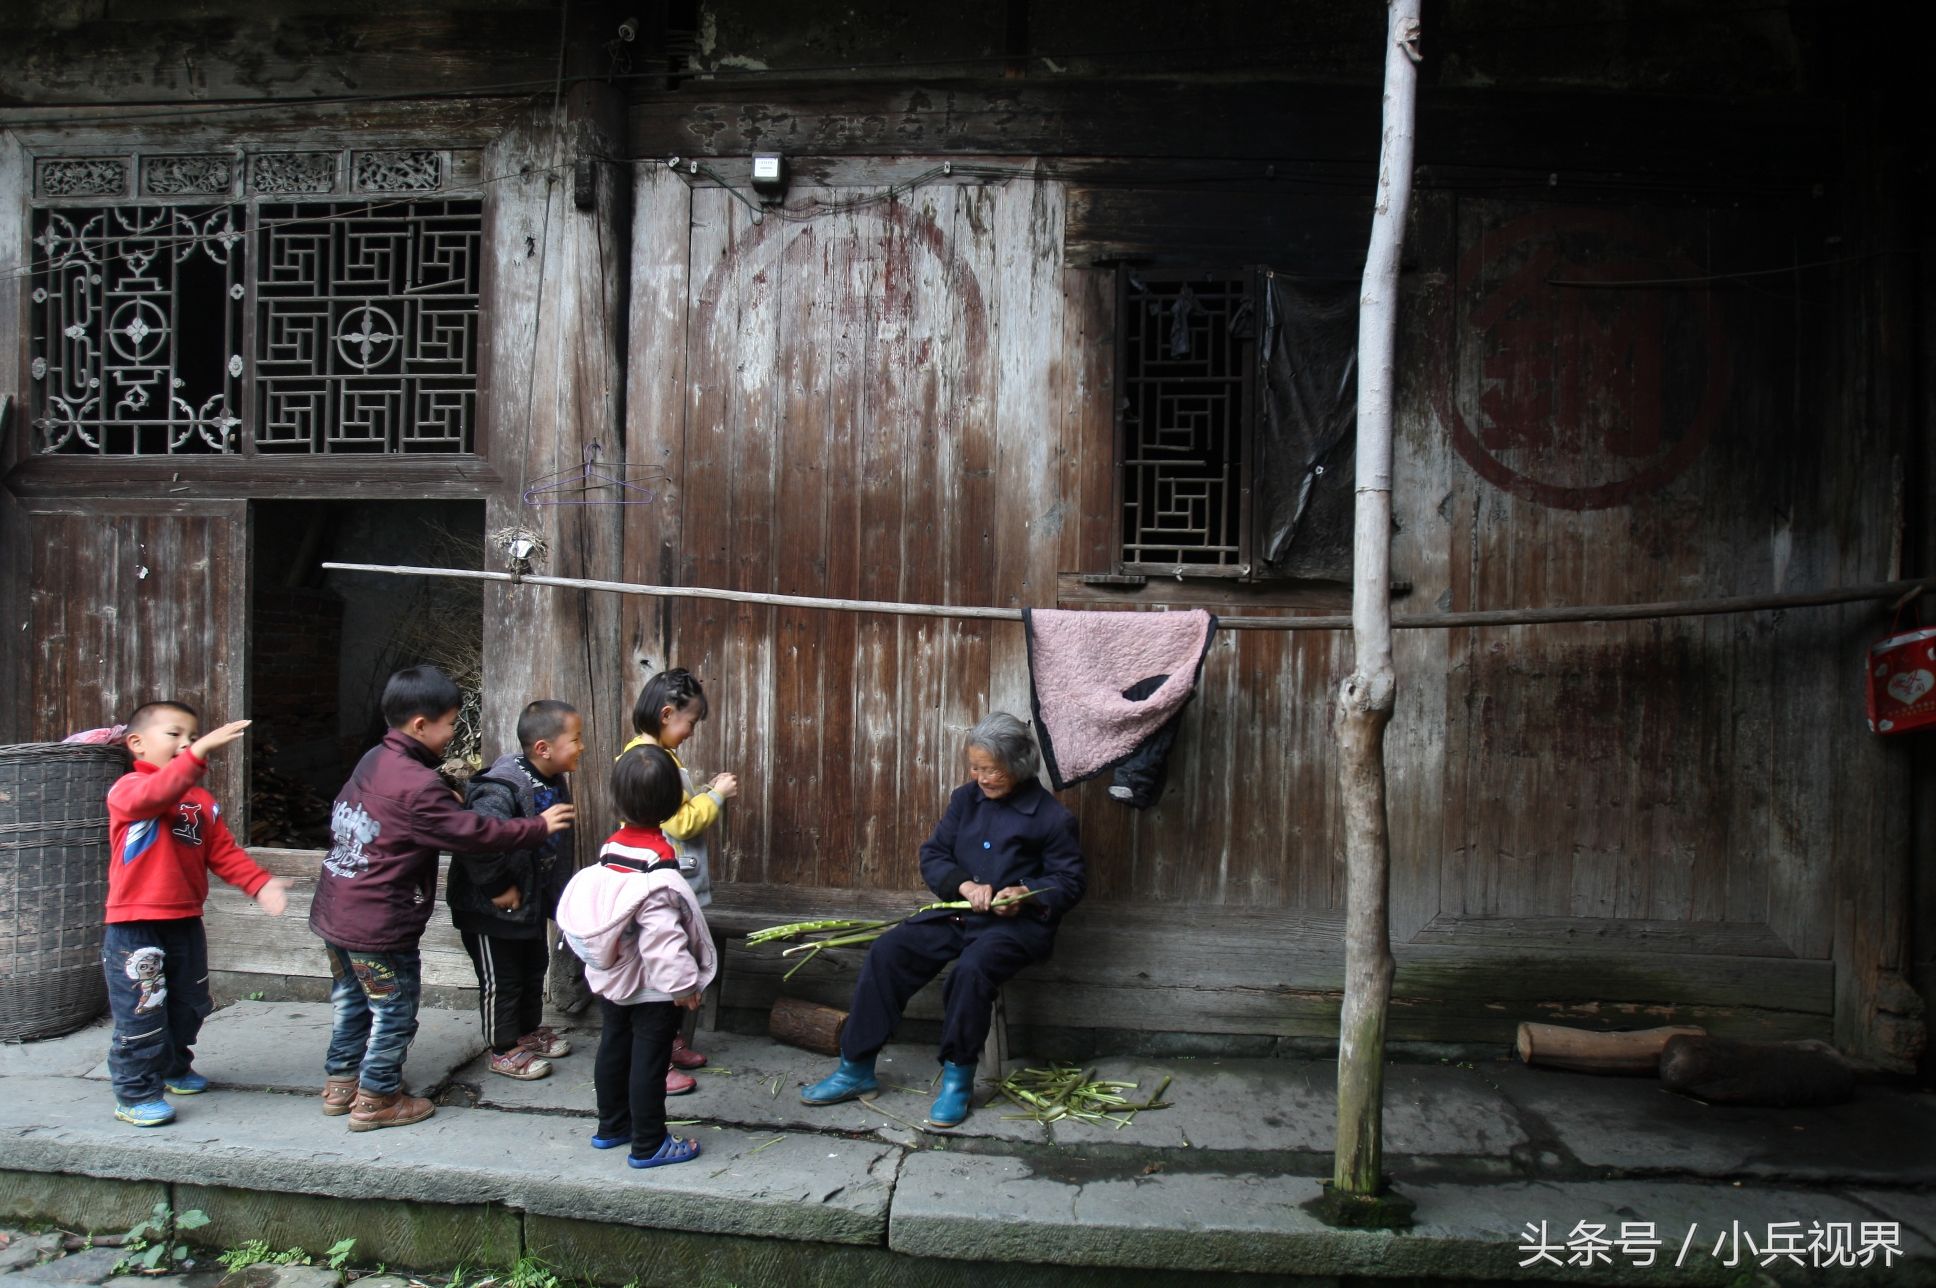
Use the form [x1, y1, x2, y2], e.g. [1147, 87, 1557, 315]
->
[247, 737, 332, 848]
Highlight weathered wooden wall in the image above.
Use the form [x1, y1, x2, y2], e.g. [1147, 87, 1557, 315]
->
[616, 146, 1908, 1055]
[0, 0, 1922, 1059]
[21, 500, 251, 816]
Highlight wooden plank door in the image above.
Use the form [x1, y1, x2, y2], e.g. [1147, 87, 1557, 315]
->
[0, 398, 30, 742]
[24, 499, 251, 830]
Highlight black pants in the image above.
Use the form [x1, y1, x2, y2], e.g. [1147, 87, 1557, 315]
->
[595, 997, 682, 1158]
[841, 914, 1053, 1066]
[460, 930, 548, 1053]
[103, 918, 212, 1105]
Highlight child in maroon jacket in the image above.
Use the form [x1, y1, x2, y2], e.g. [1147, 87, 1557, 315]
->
[308, 666, 574, 1132]
[105, 701, 290, 1128]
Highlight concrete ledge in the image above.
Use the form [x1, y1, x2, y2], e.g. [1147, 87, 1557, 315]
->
[524, 1212, 1320, 1288]
[176, 1185, 520, 1273]
[0, 1170, 165, 1234]
[888, 1153, 1936, 1286]
[0, 1078, 900, 1247]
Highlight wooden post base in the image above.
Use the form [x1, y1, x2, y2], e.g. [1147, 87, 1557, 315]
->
[1302, 1180, 1416, 1230]
[769, 996, 847, 1056]
[1516, 1022, 1707, 1075]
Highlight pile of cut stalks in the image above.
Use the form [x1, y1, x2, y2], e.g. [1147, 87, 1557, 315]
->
[995, 1064, 1173, 1129]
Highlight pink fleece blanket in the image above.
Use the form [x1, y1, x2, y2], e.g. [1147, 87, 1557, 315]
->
[1024, 608, 1217, 789]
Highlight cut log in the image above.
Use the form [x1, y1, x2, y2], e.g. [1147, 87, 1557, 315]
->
[1516, 1022, 1707, 1074]
[769, 996, 847, 1056]
[1658, 1034, 1855, 1106]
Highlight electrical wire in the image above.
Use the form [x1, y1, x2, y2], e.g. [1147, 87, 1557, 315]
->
[1544, 247, 1915, 289]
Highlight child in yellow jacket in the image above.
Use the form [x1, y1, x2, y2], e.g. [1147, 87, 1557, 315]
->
[620, 668, 737, 1078]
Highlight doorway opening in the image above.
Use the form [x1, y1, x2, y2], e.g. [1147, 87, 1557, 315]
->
[248, 499, 484, 848]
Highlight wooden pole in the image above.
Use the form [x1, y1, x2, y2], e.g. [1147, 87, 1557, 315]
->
[1320, 0, 1419, 1226]
[318, 561, 1932, 633]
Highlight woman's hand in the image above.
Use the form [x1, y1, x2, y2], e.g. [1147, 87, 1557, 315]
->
[992, 885, 1031, 916]
[959, 881, 994, 913]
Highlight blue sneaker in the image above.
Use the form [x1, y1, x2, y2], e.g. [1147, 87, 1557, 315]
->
[800, 1055, 878, 1105]
[590, 1132, 628, 1150]
[114, 1100, 175, 1128]
[926, 1060, 975, 1128]
[164, 1072, 209, 1095]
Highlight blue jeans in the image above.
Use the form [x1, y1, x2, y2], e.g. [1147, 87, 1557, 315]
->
[323, 944, 423, 1096]
[103, 919, 212, 1105]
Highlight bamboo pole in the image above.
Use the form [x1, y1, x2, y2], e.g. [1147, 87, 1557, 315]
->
[319, 562, 1931, 633]
[1328, 0, 1419, 1218]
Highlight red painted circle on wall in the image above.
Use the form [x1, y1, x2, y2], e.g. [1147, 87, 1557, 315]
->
[1436, 208, 1733, 512]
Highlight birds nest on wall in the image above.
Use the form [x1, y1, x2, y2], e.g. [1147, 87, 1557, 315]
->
[489, 525, 550, 576]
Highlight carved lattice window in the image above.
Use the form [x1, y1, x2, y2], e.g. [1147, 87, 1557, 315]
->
[30, 206, 246, 455]
[1117, 271, 1257, 573]
[255, 200, 481, 454]
[28, 149, 479, 457]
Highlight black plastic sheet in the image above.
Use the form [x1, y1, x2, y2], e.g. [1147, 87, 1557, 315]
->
[1252, 274, 1358, 580]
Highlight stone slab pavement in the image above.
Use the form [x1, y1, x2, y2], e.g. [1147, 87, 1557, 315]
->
[6, 1002, 1936, 1285]
[77, 1001, 483, 1100]
[0, 1074, 898, 1246]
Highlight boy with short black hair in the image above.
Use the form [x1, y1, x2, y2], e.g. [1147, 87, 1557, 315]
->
[105, 701, 290, 1127]
[449, 698, 584, 1080]
[310, 666, 574, 1131]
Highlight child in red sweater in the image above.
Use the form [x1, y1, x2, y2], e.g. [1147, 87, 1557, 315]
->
[104, 701, 290, 1127]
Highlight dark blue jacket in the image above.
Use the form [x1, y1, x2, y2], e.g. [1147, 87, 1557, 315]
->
[916, 779, 1085, 925]
[447, 753, 574, 938]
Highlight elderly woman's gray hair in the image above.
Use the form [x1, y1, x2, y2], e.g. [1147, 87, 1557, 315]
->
[965, 712, 1041, 781]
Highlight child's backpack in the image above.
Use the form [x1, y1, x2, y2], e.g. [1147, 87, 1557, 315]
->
[553, 864, 641, 969]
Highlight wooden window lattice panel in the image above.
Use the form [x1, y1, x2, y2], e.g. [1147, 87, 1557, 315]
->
[1117, 272, 1255, 574]
[27, 149, 477, 457]
[29, 205, 246, 455]
[254, 199, 481, 455]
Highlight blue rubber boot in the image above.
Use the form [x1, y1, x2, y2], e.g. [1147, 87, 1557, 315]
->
[800, 1055, 878, 1105]
[926, 1060, 976, 1128]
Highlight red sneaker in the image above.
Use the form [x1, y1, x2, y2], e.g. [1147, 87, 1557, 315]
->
[666, 1068, 697, 1095]
[670, 1034, 708, 1070]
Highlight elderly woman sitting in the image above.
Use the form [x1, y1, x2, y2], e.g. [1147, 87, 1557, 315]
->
[801, 712, 1085, 1127]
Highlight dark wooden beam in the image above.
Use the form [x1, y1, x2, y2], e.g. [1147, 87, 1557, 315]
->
[0, 9, 564, 108]
[628, 78, 1836, 183]
[2, 454, 502, 502]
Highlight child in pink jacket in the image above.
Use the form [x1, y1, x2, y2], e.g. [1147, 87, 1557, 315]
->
[556, 745, 715, 1169]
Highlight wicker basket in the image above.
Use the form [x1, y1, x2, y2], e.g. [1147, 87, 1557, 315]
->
[0, 742, 128, 1041]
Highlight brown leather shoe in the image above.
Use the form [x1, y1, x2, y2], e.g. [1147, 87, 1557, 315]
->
[346, 1089, 436, 1132]
[321, 1076, 359, 1117]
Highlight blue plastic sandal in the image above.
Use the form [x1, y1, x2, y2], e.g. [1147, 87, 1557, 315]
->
[590, 1131, 628, 1150]
[165, 1072, 209, 1095]
[627, 1132, 702, 1169]
[114, 1100, 175, 1127]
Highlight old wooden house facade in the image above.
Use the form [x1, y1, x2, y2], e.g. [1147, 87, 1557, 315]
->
[2, 1, 1928, 1070]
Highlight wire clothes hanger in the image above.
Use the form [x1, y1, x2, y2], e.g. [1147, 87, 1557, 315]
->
[521, 442, 668, 507]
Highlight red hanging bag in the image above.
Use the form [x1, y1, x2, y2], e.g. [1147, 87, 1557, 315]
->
[1866, 591, 1936, 735]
